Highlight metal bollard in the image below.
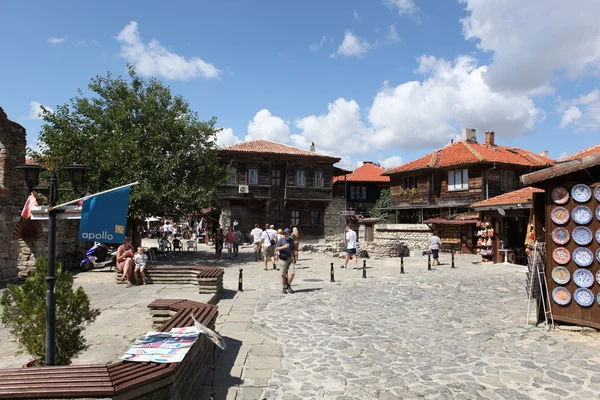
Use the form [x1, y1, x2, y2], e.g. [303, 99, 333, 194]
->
[238, 268, 244, 291]
[451, 251, 456, 268]
[362, 260, 367, 279]
[400, 256, 405, 274]
[428, 254, 432, 271]
[330, 262, 335, 282]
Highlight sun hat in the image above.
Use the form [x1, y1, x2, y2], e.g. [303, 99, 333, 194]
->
[270, 224, 275, 228]
[283, 228, 291, 234]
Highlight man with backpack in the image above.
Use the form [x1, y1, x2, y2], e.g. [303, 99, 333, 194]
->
[261, 224, 278, 271]
[276, 228, 295, 294]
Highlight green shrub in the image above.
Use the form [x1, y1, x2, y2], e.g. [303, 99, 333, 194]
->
[0, 257, 100, 365]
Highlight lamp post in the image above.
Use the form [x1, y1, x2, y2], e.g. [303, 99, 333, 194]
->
[17, 163, 87, 366]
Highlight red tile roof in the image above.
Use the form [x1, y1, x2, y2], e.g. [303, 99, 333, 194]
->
[333, 162, 390, 183]
[384, 141, 554, 175]
[220, 140, 340, 162]
[560, 144, 600, 161]
[471, 187, 544, 208]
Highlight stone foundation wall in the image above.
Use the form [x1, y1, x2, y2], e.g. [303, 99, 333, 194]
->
[358, 223, 432, 258]
[324, 197, 346, 242]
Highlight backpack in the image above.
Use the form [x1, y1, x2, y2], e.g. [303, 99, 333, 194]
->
[268, 231, 275, 246]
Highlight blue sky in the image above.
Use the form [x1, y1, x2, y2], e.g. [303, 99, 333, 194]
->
[1, 0, 599, 170]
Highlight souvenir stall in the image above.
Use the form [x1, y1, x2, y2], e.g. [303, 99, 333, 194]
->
[521, 152, 600, 329]
[423, 214, 478, 254]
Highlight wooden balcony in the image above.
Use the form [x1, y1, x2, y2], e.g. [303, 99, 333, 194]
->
[285, 187, 332, 201]
[214, 185, 271, 199]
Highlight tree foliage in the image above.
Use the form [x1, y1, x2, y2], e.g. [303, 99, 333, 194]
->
[0, 258, 100, 365]
[33, 65, 226, 219]
[371, 188, 391, 219]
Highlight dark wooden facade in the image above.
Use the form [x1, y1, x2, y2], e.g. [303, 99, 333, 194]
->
[213, 153, 339, 238]
[387, 165, 529, 222]
[333, 180, 389, 212]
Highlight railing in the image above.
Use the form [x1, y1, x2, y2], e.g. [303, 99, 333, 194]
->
[215, 185, 270, 198]
[285, 187, 332, 200]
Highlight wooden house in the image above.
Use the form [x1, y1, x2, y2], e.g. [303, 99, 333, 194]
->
[212, 140, 342, 238]
[333, 162, 390, 216]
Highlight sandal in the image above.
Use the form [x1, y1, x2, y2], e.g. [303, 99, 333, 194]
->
[125, 281, 133, 288]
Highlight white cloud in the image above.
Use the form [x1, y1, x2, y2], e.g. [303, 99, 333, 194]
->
[379, 156, 404, 169]
[461, 0, 600, 95]
[116, 21, 220, 81]
[310, 36, 328, 52]
[28, 101, 53, 120]
[246, 109, 291, 142]
[215, 128, 241, 147]
[333, 31, 371, 58]
[383, 0, 417, 15]
[387, 25, 400, 43]
[48, 37, 66, 44]
[559, 89, 600, 129]
[353, 11, 360, 20]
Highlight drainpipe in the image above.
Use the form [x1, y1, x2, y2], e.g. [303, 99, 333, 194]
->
[485, 163, 497, 200]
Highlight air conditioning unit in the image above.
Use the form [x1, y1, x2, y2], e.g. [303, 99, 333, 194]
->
[239, 185, 249, 194]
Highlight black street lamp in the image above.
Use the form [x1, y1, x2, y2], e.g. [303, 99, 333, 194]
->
[16, 163, 87, 366]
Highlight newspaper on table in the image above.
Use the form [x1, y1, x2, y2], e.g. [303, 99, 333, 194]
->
[120, 327, 201, 363]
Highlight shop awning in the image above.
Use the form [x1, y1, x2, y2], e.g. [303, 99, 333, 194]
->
[423, 218, 478, 225]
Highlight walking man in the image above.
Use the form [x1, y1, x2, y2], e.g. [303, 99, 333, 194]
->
[250, 223, 263, 261]
[261, 224, 278, 271]
[276, 228, 295, 294]
[342, 224, 358, 269]
[429, 231, 443, 265]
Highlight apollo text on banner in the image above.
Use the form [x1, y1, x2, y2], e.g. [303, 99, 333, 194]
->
[79, 187, 130, 243]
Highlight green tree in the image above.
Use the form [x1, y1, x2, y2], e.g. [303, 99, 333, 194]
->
[0, 258, 100, 365]
[33, 65, 226, 224]
[371, 188, 390, 219]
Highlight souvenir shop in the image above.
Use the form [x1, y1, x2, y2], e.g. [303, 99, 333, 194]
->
[521, 154, 600, 329]
[473, 209, 531, 265]
[423, 214, 478, 254]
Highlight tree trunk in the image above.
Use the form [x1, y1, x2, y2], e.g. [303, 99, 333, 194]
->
[128, 218, 142, 249]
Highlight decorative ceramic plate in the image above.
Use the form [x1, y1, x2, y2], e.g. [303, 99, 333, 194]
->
[597, 248, 600, 264]
[574, 288, 594, 307]
[597, 206, 600, 222]
[552, 266, 570, 285]
[597, 228, 600, 244]
[572, 226, 593, 246]
[552, 227, 570, 245]
[551, 187, 570, 205]
[552, 247, 571, 264]
[595, 186, 600, 202]
[597, 293, 600, 306]
[552, 287, 571, 306]
[597, 270, 600, 285]
[572, 206, 593, 225]
[573, 268, 594, 288]
[573, 247, 594, 267]
[572, 184, 592, 203]
[551, 207, 570, 225]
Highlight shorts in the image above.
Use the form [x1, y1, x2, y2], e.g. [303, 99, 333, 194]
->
[253, 242, 261, 251]
[346, 248, 357, 255]
[265, 246, 275, 258]
[432, 249, 439, 259]
[227, 243, 233, 250]
[278, 257, 294, 275]
[135, 263, 146, 271]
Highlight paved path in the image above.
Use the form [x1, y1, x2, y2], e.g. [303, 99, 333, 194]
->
[199, 247, 600, 400]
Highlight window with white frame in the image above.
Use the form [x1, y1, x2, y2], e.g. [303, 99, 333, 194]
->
[501, 170, 516, 192]
[447, 169, 469, 191]
[248, 168, 258, 185]
[313, 170, 324, 187]
[296, 170, 306, 187]
[291, 210, 300, 225]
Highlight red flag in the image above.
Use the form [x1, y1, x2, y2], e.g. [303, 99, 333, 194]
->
[21, 193, 39, 220]
[77, 192, 92, 206]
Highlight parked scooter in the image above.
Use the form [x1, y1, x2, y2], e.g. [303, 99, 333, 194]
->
[80, 242, 117, 272]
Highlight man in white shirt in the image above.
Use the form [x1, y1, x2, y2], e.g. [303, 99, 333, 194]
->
[250, 223, 264, 261]
[342, 224, 359, 270]
[261, 224, 278, 271]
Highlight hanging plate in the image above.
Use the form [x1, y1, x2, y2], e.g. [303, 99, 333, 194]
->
[551, 187, 570, 205]
[594, 186, 600, 202]
[552, 266, 570, 285]
[597, 248, 600, 264]
[572, 206, 593, 225]
[572, 226, 593, 246]
[552, 227, 570, 245]
[551, 207, 570, 225]
[552, 247, 571, 265]
[596, 228, 600, 244]
[596, 270, 600, 285]
[574, 288, 594, 307]
[572, 184, 592, 203]
[573, 268, 594, 288]
[596, 206, 600, 222]
[573, 247, 594, 267]
[552, 287, 571, 306]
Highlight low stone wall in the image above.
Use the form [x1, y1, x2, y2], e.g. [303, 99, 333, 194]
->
[359, 223, 431, 258]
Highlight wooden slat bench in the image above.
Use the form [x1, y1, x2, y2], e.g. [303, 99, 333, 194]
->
[116, 265, 224, 294]
[0, 299, 218, 399]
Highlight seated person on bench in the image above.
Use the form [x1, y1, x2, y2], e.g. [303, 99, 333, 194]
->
[133, 247, 150, 285]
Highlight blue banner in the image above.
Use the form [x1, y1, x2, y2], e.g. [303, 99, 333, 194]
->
[79, 187, 130, 243]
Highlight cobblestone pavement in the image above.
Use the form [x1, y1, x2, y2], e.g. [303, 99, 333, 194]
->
[207, 248, 600, 400]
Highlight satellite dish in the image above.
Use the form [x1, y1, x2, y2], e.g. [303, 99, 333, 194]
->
[497, 207, 506, 216]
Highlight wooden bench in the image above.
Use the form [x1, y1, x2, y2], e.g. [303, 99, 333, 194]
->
[0, 299, 218, 399]
[116, 265, 224, 294]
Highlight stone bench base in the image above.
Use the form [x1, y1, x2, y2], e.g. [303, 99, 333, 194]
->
[116, 266, 223, 294]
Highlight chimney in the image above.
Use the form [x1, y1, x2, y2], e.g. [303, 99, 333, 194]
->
[485, 131, 495, 146]
[310, 142, 315, 152]
[462, 128, 476, 142]
[363, 161, 373, 164]
[539, 150, 549, 158]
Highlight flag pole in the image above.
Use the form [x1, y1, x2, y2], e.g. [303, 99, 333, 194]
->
[48, 181, 139, 211]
